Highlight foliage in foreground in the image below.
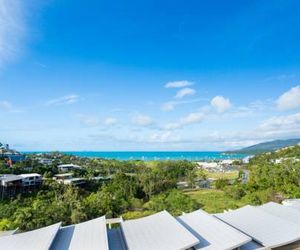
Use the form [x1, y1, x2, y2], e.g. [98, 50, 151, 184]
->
[0, 158, 200, 231]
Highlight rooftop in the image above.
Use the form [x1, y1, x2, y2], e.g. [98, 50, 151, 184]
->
[1, 201, 300, 249]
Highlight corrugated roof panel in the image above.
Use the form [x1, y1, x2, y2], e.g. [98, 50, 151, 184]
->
[259, 202, 300, 224]
[215, 205, 300, 248]
[0, 222, 61, 250]
[285, 202, 300, 212]
[51, 217, 108, 250]
[0, 229, 18, 237]
[121, 210, 199, 250]
[177, 209, 251, 250]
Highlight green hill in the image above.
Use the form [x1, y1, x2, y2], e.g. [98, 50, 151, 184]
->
[230, 139, 300, 154]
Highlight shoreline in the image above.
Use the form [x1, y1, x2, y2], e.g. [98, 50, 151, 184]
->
[23, 151, 248, 161]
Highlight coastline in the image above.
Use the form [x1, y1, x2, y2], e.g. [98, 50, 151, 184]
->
[22, 151, 248, 161]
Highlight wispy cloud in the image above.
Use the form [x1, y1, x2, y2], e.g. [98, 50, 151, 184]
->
[0, 100, 13, 111]
[0, 0, 26, 67]
[104, 117, 117, 126]
[198, 112, 300, 149]
[132, 114, 153, 126]
[78, 114, 100, 126]
[161, 102, 176, 112]
[78, 114, 118, 127]
[164, 111, 205, 130]
[46, 95, 80, 106]
[259, 112, 300, 133]
[161, 98, 207, 112]
[164, 80, 194, 88]
[175, 87, 196, 99]
[277, 85, 300, 111]
[0, 100, 22, 113]
[149, 131, 180, 143]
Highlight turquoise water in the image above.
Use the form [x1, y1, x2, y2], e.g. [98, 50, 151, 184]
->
[26, 151, 247, 161]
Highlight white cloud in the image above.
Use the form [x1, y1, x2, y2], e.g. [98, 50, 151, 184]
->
[0, 0, 26, 66]
[259, 113, 300, 132]
[181, 112, 205, 125]
[161, 98, 209, 112]
[164, 80, 194, 88]
[202, 112, 300, 149]
[46, 95, 80, 106]
[149, 131, 179, 143]
[161, 102, 176, 112]
[78, 115, 118, 127]
[277, 86, 300, 111]
[210, 96, 232, 113]
[164, 112, 205, 130]
[104, 117, 117, 126]
[132, 114, 153, 126]
[175, 88, 196, 99]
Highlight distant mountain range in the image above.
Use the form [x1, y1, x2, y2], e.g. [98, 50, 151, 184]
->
[229, 139, 300, 154]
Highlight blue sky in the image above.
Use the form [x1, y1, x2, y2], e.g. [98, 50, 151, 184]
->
[1, 0, 300, 151]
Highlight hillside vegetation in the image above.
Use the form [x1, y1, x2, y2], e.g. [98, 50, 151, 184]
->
[1, 146, 300, 231]
[231, 139, 300, 154]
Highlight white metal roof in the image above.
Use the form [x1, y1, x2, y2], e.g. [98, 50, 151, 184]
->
[282, 199, 300, 212]
[51, 216, 108, 250]
[58, 164, 82, 168]
[0, 222, 61, 250]
[287, 203, 300, 212]
[177, 209, 251, 250]
[215, 205, 300, 248]
[19, 173, 41, 178]
[121, 210, 199, 250]
[0, 229, 18, 237]
[259, 202, 300, 224]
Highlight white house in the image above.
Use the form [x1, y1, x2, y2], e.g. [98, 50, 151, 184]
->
[38, 158, 53, 165]
[57, 164, 82, 172]
[19, 173, 42, 187]
[54, 173, 85, 186]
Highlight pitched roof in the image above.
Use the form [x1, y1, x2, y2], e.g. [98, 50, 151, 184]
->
[121, 210, 199, 250]
[51, 217, 108, 250]
[215, 205, 300, 248]
[178, 209, 251, 250]
[259, 202, 300, 224]
[0, 229, 18, 237]
[0, 222, 61, 250]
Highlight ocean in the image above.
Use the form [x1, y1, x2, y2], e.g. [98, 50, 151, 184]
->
[28, 151, 247, 161]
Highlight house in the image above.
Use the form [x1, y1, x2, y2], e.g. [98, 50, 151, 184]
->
[0, 174, 23, 187]
[54, 173, 74, 182]
[0, 173, 43, 199]
[0, 174, 23, 199]
[91, 176, 112, 183]
[54, 173, 86, 186]
[38, 158, 53, 165]
[57, 164, 82, 172]
[19, 173, 42, 187]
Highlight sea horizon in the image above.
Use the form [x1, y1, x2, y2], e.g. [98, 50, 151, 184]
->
[23, 151, 247, 161]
